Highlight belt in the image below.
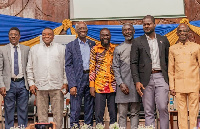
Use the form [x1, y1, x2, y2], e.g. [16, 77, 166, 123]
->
[11, 77, 24, 82]
[83, 70, 90, 74]
[151, 70, 162, 74]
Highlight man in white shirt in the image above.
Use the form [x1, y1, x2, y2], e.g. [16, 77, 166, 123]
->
[27, 27, 68, 129]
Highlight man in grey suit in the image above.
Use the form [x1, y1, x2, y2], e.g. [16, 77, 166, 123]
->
[0, 27, 30, 129]
[113, 23, 140, 128]
[130, 15, 170, 128]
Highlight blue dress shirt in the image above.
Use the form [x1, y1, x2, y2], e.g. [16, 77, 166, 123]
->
[78, 38, 90, 70]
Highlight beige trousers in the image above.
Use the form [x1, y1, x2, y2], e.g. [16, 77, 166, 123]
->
[176, 92, 199, 129]
[36, 90, 64, 129]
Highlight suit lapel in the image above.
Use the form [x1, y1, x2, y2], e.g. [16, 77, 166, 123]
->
[6, 44, 12, 67]
[88, 40, 93, 50]
[140, 35, 151, 58]
[156, 34, 163, 58]
[19, 44, 25, 70]
[74, 38, 83, 64]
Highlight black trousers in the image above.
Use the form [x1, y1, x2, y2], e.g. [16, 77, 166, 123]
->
[95, 92, 117, 124]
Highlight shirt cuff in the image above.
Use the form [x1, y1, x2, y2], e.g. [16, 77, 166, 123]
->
[89, 81, 95, 87]
[63, 79, 68, 84]
[29, 81, 35, 87]
[169, 85, 175, 90]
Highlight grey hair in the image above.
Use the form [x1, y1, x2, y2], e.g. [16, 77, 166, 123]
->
[122, 23, 134, 31]
[75, 21, 88, 30]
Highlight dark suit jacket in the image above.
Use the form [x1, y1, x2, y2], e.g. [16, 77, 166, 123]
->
[65, 38, 95, 90]
[130, 34, 170, 87]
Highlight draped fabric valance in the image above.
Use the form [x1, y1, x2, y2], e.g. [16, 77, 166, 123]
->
[0, 14, 200, 46]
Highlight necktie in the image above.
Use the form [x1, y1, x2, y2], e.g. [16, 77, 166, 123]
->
[14, 46, 19, 76]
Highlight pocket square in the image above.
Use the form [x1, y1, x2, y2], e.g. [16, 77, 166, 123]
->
[160, 41, 163, 43]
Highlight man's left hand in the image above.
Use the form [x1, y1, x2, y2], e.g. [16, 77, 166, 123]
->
[120, 83, 129, 95]
[61, 84, 68, 95]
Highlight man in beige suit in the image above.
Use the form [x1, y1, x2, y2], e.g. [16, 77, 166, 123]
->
[168, 23, 200, 129]
[0, 27, 30, 129]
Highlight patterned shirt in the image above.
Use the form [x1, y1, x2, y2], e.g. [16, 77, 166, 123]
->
[89, 43, 116, 93]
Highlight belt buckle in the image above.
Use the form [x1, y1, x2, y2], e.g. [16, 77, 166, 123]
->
[13, 78, 16, 81]
[152, 69, 155, 72]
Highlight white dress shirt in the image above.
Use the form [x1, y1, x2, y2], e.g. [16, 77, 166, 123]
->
[27, 42, 67, 90]
[10, 43, 24, 78]
[146, 34, 161, 70]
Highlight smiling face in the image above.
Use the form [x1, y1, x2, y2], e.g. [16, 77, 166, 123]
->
[143, 18, 156, 35]
[122, 24, 135, 41]
[177, 23, 189, 43]
[42, 28, 54, 46]
[75, 22, 88, 40]
[100, 29, 111, 48]
[9, 30, 20, 46]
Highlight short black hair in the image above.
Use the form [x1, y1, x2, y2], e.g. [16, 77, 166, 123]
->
[143, 15, 155, 24]
[43, 27, 54, 32]
[100, 28, 110, 34]
[9, 27, 20, 35]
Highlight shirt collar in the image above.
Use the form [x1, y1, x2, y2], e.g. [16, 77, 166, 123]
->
[78, 38, 88, 44]
[97, 43, 116, 50]
[42, 41, 53, 47]
[145, 34, 157, 40]
[10, 43, 20, 48]
[177, 41, 191, 45]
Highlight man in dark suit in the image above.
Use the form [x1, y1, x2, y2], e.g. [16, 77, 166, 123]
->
[0, 27, 30, 129]
[65, 21, 95, 127]
[130, 15, 170, 129]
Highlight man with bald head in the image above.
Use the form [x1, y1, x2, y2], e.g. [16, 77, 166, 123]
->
[168, 23, 200, 129]
[65, 21, 95, 127]
[112, 23, 140, 128]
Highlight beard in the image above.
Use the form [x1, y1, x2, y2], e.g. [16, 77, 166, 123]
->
[101, 39, 110, 47]
[124, 36, 133, 41]
[144, 29, 154, 35]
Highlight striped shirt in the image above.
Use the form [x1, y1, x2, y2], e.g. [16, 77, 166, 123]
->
[89, 43, 116, 93]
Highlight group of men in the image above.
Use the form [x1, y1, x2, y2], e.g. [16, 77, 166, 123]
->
[0, 15, 199, 129]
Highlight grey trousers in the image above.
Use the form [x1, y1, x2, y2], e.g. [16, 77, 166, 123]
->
[36, 90, 64, 129]
[142, 73, 169, 129]
[118, 102, 140, 129]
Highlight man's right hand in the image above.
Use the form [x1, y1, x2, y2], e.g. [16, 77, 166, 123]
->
[120, 83, 129, 95]
[135, 82, 145, 97]
[90, 87, 95, 97]
[0, 87, 6, 97]
[170, 89, 176, 96]
[30, 85, 38, 96]
[70, 87, 77, 97]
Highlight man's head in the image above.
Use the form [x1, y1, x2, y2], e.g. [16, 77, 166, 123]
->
[142, 15, 156, 35]
[122, 23, 135, 41]
[9, 27, 21, 46]
[100, 28, 111, 48]
[75, 21, 88, 40]
[42, 27, 54, 46]
[177, 23, 190, 43]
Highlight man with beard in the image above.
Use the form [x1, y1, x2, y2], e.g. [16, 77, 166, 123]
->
[168, 23, 200, 129]
[65, 21, 95, 127]
[27, 27, 68, 129]
[112, 23, 140, 128]
[0, 27, 30, 129]
[90, 28, 117, 124]
[130, 15, 170, 128]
